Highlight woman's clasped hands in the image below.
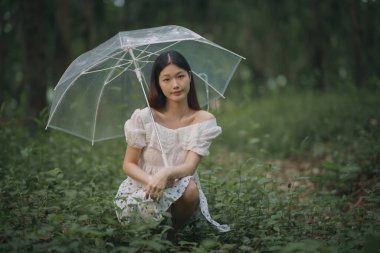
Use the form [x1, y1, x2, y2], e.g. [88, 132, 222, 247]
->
[144, 169, 175, 201]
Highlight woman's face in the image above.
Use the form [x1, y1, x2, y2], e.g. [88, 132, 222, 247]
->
[158, 64, 191, 103]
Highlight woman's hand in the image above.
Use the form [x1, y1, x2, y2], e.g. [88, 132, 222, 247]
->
[144, 170, 170, 201]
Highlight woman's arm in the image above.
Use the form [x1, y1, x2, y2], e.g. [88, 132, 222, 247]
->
[145, 151, 201, 200]
[168, 151, 202, 179]
[123, 145, 151, 185]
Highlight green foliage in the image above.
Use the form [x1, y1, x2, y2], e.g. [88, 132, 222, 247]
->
[217, 89, 380, 168]
[0, 90, 379, 252]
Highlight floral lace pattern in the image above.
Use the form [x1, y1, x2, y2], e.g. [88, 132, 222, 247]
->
[114, 108, 230, 232]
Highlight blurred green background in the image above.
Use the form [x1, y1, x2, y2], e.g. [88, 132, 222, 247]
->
[1, 0, 379, 122]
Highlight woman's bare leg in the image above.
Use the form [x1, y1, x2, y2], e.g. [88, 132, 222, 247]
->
[170, 178, 199, 232]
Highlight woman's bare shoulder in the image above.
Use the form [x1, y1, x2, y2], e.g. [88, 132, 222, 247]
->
[194, 110, 216, 123]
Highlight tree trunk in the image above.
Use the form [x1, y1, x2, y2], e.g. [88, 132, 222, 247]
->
[53, 0, 72, 83]
[122, 0, 132, 30]
[0, 5, 5, 105]
[80, 0, 97, 50]
[312, 0, 326, 91]
[20, 0, 47, 124]
[349, 0, 365, 88]
[206, 0, 217, 34]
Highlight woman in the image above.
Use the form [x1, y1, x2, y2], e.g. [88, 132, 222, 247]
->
[114, 50, 229, 236]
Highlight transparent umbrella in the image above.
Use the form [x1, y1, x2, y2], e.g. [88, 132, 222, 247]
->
[46, 25, 244, 165]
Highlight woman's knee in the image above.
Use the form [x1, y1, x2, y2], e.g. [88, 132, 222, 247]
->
[181, 179, 199, 205]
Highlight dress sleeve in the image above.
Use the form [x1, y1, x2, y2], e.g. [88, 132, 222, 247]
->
[124, 109, 146, 148]
[185, 121, 222, 156]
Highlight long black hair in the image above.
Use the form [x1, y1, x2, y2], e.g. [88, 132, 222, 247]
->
[147, 50, 200, 110]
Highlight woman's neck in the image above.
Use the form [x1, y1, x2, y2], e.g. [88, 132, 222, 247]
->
[163, 101, 192, 120]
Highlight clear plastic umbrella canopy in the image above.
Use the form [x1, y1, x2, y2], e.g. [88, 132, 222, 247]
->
[46, 25, 244, 145]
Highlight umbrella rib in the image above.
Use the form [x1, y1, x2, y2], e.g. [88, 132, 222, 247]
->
[46, 49, 127, 130]
[89, 51, 130, 64]
[55, 39, 121, 89]
[83, 49, 127, 73]
[136, 44, 151, 59]
[104, 51, 129, 84]
[133, 38, 245, 61]
[54, 49, 124, 90]
[46, 73, 85, 128]
[195, 38, 246, 60]
[84, 61, 132, 74]
[47, 125, 123, 143]
[222, 58, 243, 96]
[192, 71, 226, 99]
[104, 65, 130, 85]
[133, 48, 158, 60]
[133, 41, 181, 61]
[91, 88, 106, 145]
[91, 51, 129, 143]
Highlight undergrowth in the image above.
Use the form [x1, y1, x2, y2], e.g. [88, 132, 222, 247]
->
[0, 89, 379, 252]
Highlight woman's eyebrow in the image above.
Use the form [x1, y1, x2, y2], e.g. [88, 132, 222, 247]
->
[160, 71, 185, 77]
[175, 70, 187, 76]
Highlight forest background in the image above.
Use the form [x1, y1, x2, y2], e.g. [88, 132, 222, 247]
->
[1, 0, 379, 120]
[0, 0, 379, 252]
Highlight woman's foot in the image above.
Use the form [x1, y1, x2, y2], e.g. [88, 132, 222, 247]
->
[166, 228, 178, 244]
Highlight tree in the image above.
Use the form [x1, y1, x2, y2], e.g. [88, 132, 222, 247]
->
[20, 0, 48, 125]
[311, 0, 326, 90]
[349, 0, 366, 88]
[53, 0, 72, 82]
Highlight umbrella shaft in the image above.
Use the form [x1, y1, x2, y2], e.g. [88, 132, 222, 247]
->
[128, 48, 169, 168]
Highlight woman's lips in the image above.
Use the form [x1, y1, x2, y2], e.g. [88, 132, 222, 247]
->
[172, 90, 182, 96]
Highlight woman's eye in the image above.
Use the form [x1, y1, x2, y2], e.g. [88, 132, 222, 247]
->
[178, 75, 185, 79]
[162, 78, 170, 82]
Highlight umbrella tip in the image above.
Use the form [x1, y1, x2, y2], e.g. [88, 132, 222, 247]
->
[45, 120, 51, 130]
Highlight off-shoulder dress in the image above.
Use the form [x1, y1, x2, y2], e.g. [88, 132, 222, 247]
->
[114, 107, 229, 232]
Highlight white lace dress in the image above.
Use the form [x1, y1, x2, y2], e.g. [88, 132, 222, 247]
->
[114, 108, 230, 232]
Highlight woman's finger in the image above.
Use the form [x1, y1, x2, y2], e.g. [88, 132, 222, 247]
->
[151, 189, 164, 201]
[144, 185, 150, 198]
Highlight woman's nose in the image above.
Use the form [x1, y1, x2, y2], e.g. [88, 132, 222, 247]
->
[172, 80, 179, 88]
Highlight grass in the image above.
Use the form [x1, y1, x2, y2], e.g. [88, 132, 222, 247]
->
[0, 89, 379, 252]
